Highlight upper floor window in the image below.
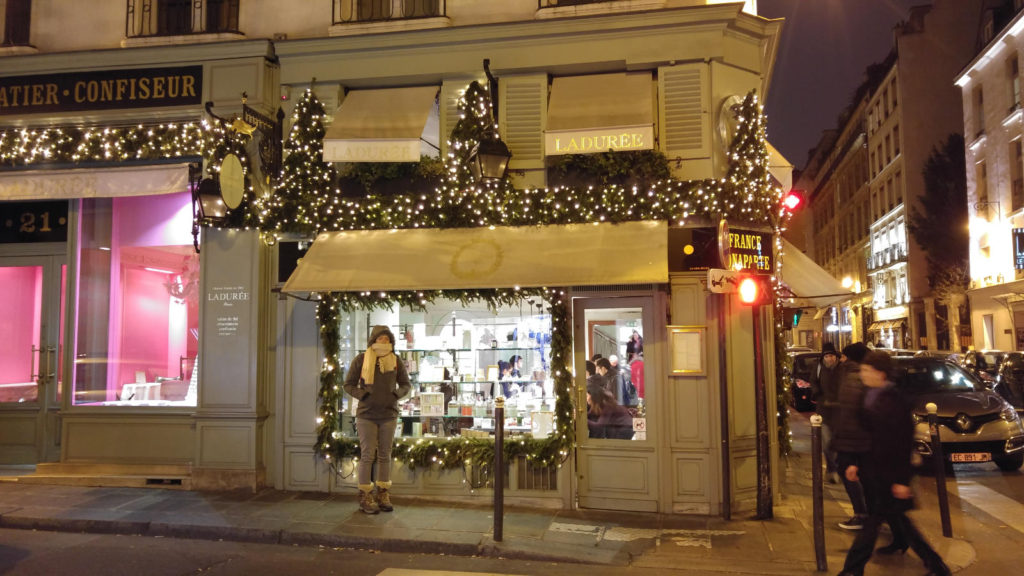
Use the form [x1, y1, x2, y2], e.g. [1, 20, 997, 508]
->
[890, 79, 897, 109]
[333, 0, 443, 24]
[973, 86, 985, 137]
[126, 0, 239, 38]
[2, 0, 31, 46]
[1009, 54, 1022, 112]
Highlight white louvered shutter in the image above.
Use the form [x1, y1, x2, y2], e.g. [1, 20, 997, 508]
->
[499, 74, 548, 170]
[658, 64, 710, 160]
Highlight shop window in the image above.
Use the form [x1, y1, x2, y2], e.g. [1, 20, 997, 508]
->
[72, 193, 199, 406]
[333, 298, 559, 440]
[2, 0, 31, 46]
[0, 266, 42, 403]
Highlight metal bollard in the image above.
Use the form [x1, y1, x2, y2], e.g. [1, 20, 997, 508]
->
[926, 402, 952, 538]
[493, 395, 505, 542]
[810, 414, 827, 572]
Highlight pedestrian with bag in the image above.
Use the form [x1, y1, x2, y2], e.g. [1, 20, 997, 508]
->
[343, 325, 412, 514]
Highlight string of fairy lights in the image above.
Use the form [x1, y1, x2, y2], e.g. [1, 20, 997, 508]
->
[0, 79, 793, 474]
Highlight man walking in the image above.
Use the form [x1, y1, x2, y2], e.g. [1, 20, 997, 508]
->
[812, 342, 841, 482]
[831, 342, 870, 530]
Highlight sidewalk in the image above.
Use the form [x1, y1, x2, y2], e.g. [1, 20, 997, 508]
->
[0, 413, 976, 573]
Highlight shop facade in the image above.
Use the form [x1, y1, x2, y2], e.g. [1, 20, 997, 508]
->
[0, 39, 280, 489]
[2, 3, 795, 517]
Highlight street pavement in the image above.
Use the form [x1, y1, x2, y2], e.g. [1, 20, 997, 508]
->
[0, 412, 977, 574]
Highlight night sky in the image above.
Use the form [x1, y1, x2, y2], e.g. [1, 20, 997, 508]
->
[758, 0, 927, 169]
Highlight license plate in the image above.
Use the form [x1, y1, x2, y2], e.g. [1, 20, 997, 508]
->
[951, 452, 991, 463]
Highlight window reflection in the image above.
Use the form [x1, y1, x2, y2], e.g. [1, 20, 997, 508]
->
[584, 307, 644, 441]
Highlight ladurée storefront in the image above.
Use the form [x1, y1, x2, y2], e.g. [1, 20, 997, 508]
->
[0, 40, 278, 489]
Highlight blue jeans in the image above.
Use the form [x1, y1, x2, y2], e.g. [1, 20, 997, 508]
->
[356, 417, 398, 486]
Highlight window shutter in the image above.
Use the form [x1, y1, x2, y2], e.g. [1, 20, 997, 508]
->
[499, 74, 548, 170]
[658, 64, 710, 160]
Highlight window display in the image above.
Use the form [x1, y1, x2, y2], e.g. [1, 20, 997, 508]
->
[72, 193, 199, 406]
[336, 298, 554, 439]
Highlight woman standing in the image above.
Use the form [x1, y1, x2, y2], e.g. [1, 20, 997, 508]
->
[343, 325, 412, 514]
[837, 351, 950, 576]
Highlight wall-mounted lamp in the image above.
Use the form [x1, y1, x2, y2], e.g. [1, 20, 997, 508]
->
[189, 162, 228, 253]
[468, 59, 513, 181]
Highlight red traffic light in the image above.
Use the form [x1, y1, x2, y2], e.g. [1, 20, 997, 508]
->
[738, 275, 771, 306]
[782, 190, 803, 211]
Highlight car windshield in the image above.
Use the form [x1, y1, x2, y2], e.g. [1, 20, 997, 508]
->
[897, 361, 980, 393]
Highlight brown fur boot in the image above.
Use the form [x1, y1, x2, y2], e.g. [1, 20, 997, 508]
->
[375, 483, 393, 512]
[358, 486, 379, 514]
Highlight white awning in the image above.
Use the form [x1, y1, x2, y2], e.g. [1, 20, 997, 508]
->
[777, 238, 853, 308]
[545, 72, 654, 156]
[0, 163, 190, 201]
[283, 220, 668, 293]
[322, 86, 439, 163]
[767, 142, 793, 191]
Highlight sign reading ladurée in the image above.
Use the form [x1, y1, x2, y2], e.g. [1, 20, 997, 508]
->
[545, 125, 654, 156]
[728, 229, 773, 272]
[0, 66, 202, 115]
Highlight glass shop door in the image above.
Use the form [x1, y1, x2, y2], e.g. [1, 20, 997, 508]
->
[573, 295, 660, 511]
[0, 253, 66, 464]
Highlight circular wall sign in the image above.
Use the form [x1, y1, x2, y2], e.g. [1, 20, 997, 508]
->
[717, 218, 731, 269]
[219, 154, 244, 210]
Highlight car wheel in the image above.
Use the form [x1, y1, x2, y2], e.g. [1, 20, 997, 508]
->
[995, 453, 1024, 471]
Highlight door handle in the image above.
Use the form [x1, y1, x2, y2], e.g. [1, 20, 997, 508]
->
[30, 345, 41, 382]
[45, 346, 56, 380]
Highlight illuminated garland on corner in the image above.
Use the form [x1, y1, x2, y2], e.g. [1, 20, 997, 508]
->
[313, 288, 574, 483]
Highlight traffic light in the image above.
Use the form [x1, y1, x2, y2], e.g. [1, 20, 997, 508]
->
[782, 190, 804, 212]
[782, 307, 804, 329]
[738, 275, 771, 306]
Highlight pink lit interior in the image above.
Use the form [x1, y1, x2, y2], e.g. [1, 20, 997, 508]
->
[0, 266, 42, 402]
[74, 191, 199, 405]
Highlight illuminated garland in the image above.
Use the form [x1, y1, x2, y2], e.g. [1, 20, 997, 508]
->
[313, 288, 574, 481]
[0, 122, 213, 166]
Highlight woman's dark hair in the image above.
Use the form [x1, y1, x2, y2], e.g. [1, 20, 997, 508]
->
[587, 386, 619, 416]
[860, 350, 893, 378]
[497, 360, 510, 378]
[585, 360, 596, 376]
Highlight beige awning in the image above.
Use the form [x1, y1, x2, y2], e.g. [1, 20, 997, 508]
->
[283, 220, 668, 293]
[322, 86, 439, 163]
[777, 238, 853, 308]
[545, 72, 654, 156]
[0, 163, 190, 201]
[767, 142, 794, 191]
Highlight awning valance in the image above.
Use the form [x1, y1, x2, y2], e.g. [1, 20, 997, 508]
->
[0, 163, 190, 201]
[778, 238, 853, 308]
[767, 142, 794, 191]
[283, 220, 668, 293]
[545, 72, 654, 156]
[322, 86, 439, 163]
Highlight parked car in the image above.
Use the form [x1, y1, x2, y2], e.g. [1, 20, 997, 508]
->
[785, 351, 819, 412]
[892, 357, 1024, 471]
[959, 350, 1007, 388]
[877, 347, 919, 358]
[995, 352, 1024, 413]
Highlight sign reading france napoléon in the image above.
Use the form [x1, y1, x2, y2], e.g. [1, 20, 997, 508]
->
[0, 66, 202, 115]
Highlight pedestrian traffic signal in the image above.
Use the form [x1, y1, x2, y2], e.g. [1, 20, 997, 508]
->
[738, 275, 770, 306]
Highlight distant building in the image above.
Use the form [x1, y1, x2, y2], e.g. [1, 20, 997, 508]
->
[793, 0, 985, 352]
[957, 0, 1024, 351]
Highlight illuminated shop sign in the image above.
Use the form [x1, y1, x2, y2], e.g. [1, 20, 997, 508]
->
[0, 66, 202, 115]
[545, 126, 654, 155]
[728, 229, 773, 272]
[1014, 228, 1024, 270]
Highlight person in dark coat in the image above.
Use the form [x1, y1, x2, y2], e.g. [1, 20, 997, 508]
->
[811, 342, 841, 479]
[343, 325, 412, 514]
[831, 342, 871, 530]
[838, 351, 950, 576]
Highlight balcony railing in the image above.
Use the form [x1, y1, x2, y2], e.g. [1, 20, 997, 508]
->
[2, 0, 32, 46]
[866, 244, 908, 271]
[126, 0, 240, 38]
[332, 0, 444, 24]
